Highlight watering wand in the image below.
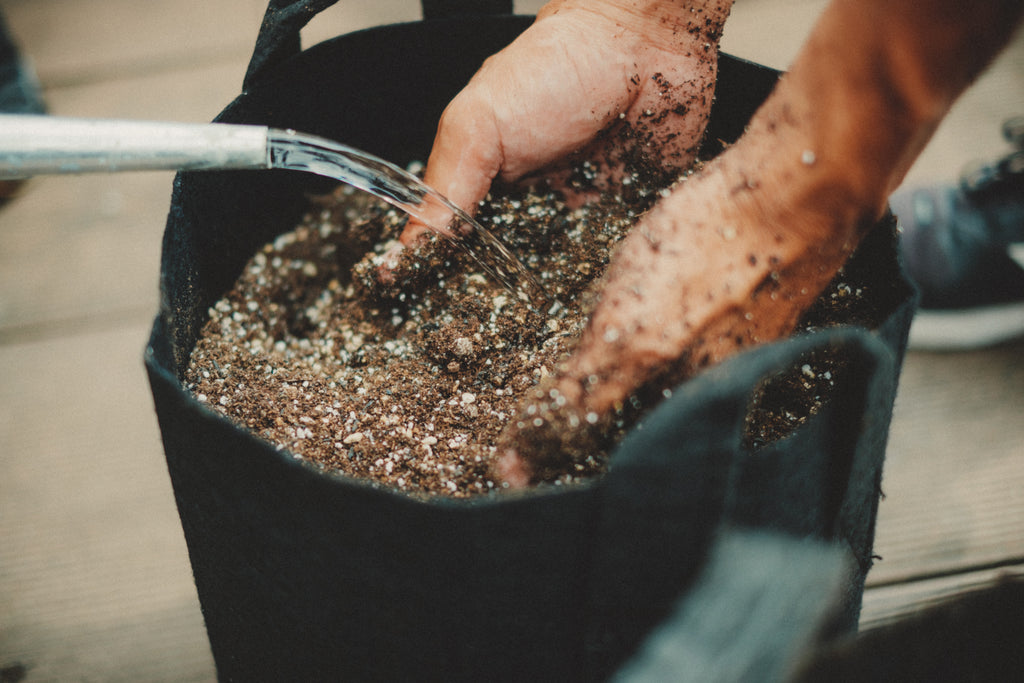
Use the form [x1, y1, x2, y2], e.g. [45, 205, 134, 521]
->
[0, 114, 272, 177]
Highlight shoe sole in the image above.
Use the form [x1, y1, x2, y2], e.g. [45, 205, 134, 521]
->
[909, 300, 1024, 351]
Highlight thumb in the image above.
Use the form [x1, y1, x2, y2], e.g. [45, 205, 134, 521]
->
[399, 98, 504, 245]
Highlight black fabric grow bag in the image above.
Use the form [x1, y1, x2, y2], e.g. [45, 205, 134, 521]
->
[145, 2, 916, 681]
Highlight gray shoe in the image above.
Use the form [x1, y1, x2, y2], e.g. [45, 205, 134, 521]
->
[890, 117, 1024, 350]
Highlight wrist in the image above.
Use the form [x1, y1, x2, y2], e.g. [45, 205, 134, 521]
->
[539, 0, 734, 51]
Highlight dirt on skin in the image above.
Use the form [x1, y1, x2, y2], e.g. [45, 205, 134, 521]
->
[185, 44, 883, 498]
[185, 159, 885, 498]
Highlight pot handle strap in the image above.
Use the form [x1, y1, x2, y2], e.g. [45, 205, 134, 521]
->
[244, 0, 514, 91]
[244, 0, 339, 92]
[583, 328, 894, 677]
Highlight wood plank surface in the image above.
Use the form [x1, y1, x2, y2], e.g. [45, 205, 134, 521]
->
[0, 322, 216, 682]
[1, 0, 265, 87]
[868, 342, 1024, 586]
[861, 562, 1024, 631]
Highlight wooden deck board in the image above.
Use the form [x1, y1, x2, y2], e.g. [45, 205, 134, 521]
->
[869, 343, 1024, 586]
[1, 0, 1023, 678]
[861, 562, 1024, 631]
[2, 0, 266, 87]
[0, 322, 215, 681]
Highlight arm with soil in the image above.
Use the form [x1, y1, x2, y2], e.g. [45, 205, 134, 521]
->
[496, 0, 1024, 485]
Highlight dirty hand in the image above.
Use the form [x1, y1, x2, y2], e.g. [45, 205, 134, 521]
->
[494, 120, 872, 485]
[398, 0, 734, 245]
[494, 0, 1024, 485]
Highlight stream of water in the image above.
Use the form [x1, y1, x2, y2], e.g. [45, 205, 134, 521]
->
[267, 129, 551, 308]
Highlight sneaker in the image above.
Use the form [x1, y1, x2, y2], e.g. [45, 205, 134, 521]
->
[890, 117, 1024, 350]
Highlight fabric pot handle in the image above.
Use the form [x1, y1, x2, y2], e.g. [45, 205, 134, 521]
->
[584, 327, 895, 677]
[244, 0, 514, 90]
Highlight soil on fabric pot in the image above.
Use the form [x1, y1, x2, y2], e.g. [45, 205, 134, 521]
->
[185, 164, 883, 499]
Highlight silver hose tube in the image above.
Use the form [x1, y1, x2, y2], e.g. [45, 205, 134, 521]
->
[0, 115, 271, 178]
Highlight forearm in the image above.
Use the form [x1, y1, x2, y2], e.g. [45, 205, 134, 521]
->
[494, 0, 1022, 479]
[752, 0, 1024, 242]
[558, 0, 1023, 412]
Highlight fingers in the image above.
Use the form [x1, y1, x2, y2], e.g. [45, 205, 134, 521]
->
[399, 94, 504, 246]
[492, 373, 610, 488]
[494, 147, 860, 487]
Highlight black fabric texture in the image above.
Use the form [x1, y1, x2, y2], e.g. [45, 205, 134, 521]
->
[422, 0, 513, 19]
[145, 7, 916, 682]
[612, 530, 851, 683]
[244, 0, 511, 90]
[244, 0, 341, 91]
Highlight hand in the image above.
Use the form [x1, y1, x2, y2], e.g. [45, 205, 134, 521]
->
[399, 0, 734, 244]
[494, 0, 1024, 486]
[494, 80, 881, 486]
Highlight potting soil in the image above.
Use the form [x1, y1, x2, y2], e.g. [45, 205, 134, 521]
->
[185, 166, 886, 498]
